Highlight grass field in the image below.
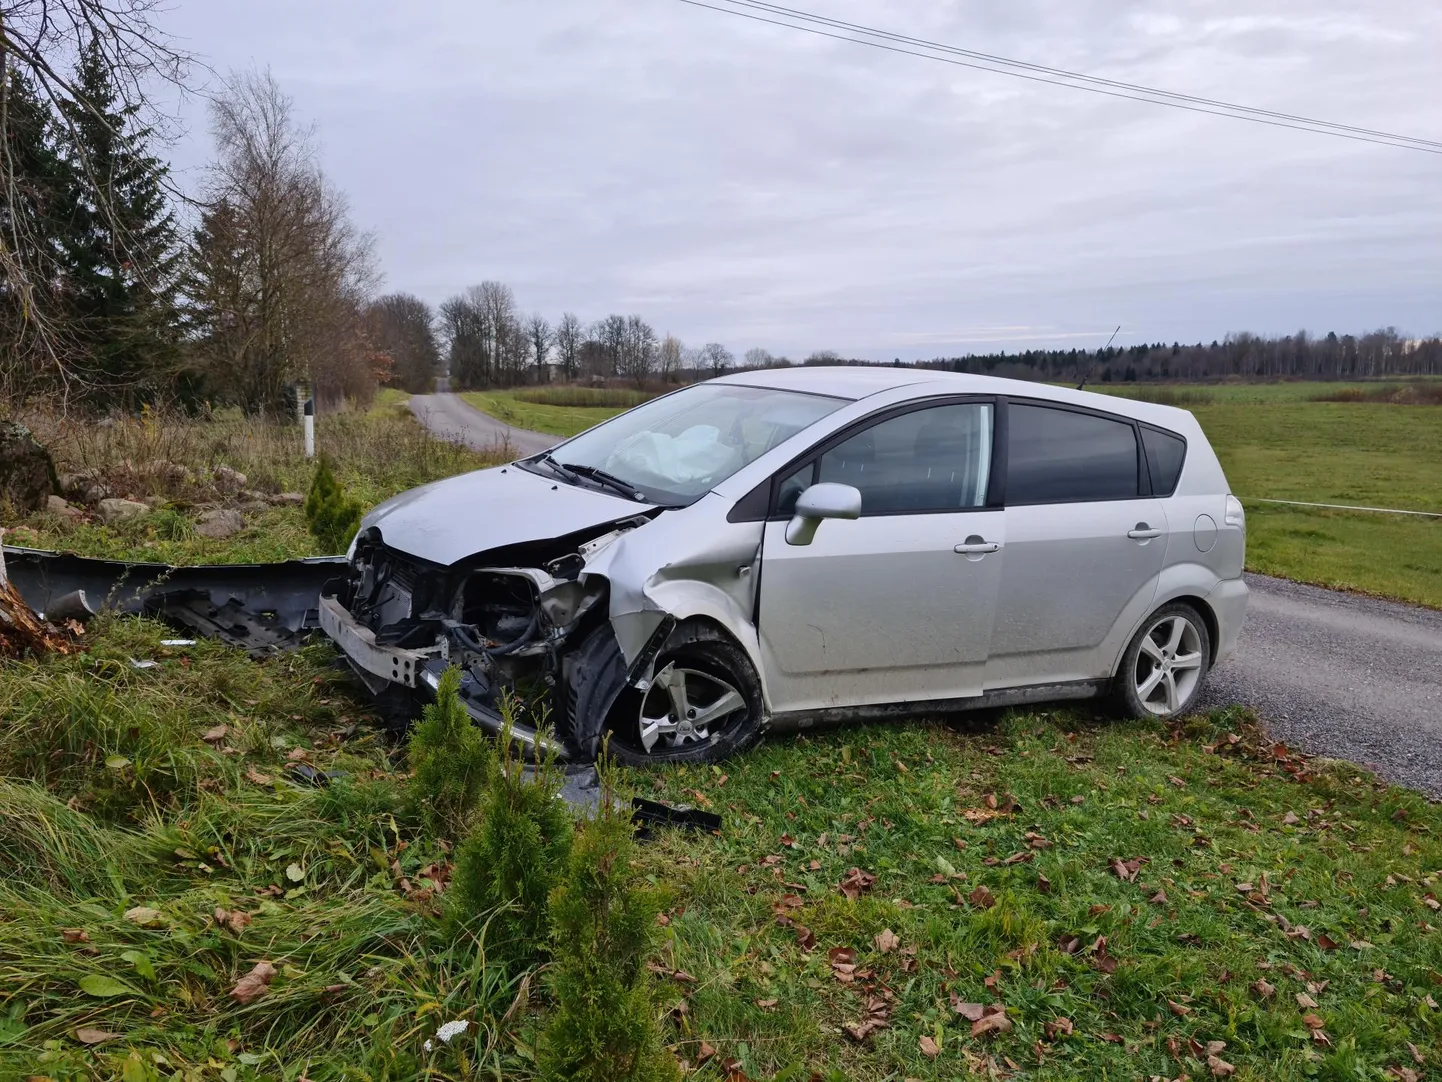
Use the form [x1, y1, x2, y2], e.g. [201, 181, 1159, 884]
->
[3, 618, 1440, 1080]
[463, 381, 1442, 607]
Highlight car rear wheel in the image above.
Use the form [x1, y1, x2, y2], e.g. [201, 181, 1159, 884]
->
[607, 625, 764, 766]
[1114, 602, 1211, 719]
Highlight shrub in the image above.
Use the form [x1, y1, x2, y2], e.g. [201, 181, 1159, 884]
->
[407, 667, 494, 839]
[447, 703, 573, 961]
[304, 455, 364, 553]
[538, 765, 679, 1082]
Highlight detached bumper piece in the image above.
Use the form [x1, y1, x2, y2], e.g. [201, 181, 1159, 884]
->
[3, 546, 344, 655]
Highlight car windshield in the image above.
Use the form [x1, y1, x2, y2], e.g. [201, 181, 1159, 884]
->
[532, 383, 847, 505]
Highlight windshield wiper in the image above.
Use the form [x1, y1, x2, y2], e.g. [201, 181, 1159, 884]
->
[559, 462, 646, 502]
[533, 453, 582, 484]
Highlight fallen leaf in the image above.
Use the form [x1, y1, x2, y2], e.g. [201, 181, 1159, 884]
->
[1044, 1017, 1073, 1040]
[919, 1035, 940, 1058]
[230, 960, 277, 1005]
[1150, 889, 1168, 905]
[795, 925, 816, 951]
[1036, 873, 1052, 894]
[285, 863, 305, 883]
[213, 907, 252, 935]
[838, 867, 876, 900]
[74, 1026, 120, 1045]
[1301, 1012, 1325, 1030]
[61, 929, 90, 943]
[79, 975, 134, 998]
[874, 928, 900, 954]
[1316, 933, 1340, 951]
[696, 1041, 716, 1065]
[1208, 1053, 1237, 1077]
[245, 767, 272, 785]
[123, 906, 166, 928]
[1388, 1068, 1421, 1082]
[968, 885, 995, 909]
[951, 998, 986, 1022]
[971, 1009, 1012, 1037]
[1282, 811, 1300, 826]
[1252, 978, 1276, 998]
[1407, 1042, 1424, 1065]
[202, 724, 229, 742]
[755, 998, 777, 1010]
[1296, 992, 1318, 1009]
[1168, 1000, 1191, 1017]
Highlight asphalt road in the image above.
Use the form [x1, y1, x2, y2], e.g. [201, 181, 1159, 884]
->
[408, 392, 557, 458]
[411, 396, 1442, 795]
[1200, 574, 1442, 796]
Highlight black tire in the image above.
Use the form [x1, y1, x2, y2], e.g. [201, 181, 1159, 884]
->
[1113, 601, 1212, 720]
[606, 623, 765, 766]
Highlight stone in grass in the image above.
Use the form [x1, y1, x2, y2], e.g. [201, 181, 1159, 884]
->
[271, 492, 305, 506]
[212, 465, 248, 494]
[46, 495, 84, 520]
[98, 497, 150, 524]
[196, 509, 246, 539]
[0, 421, 58, 513]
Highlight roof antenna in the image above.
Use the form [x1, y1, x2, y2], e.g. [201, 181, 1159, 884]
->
[1078, 325, 1121, 390]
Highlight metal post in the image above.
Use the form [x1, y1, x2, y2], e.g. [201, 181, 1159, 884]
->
[303, 396, 315, 459]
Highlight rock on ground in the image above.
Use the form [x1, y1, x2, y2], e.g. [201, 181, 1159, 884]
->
[46, 495, 83, 519]
[272, 492, 305, 506]
[98, 498, 150, 524]
[196, 509, 246, 539]
[0, 421, 57, 513]
[212, 466, 248, 494]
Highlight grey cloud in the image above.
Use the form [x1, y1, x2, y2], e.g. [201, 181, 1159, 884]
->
[166, 0, 1441, 357]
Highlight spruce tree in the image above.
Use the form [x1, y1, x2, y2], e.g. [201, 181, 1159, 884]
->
[0, 69, 76, 384]
[61, 37, 183, 403]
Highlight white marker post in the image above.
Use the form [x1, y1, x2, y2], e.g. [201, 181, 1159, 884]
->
[303, 396, 315, 459]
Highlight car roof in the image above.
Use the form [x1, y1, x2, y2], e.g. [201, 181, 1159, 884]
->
[711, 366, 1193, 428]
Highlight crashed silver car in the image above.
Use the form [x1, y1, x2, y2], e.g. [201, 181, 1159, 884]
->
[320, 368, 1247, 764]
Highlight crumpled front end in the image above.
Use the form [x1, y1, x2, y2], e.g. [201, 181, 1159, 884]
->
[320, 521, 644, 756]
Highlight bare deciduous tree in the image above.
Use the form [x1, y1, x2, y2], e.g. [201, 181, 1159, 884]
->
[368, 293, 439, 394]
[553, 311, 583, 381]
[658, 334, 682, 383]
[527, 312, 551, 375]
[700, 342, 732, 377]
[618, 314, 656, 387]
[186, 69, 377, 413]
[744, 347, 773, 369]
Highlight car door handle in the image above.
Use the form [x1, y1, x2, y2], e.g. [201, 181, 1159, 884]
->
[954, 540, 1000, 554]
[1127, 524, 1162, 540]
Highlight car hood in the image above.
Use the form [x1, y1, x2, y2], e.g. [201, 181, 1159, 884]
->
[360, 464, 647, 566]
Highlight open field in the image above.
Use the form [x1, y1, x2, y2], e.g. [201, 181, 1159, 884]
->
[3, 618, 1440, 1080]
[458, 380, 1442, 607]
[7, 397, 499, 563]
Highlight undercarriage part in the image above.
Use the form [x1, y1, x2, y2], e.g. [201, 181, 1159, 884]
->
[3, 545, 345, 655]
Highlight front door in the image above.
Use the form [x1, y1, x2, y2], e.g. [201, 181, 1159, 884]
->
[757, 401, 1004, 714]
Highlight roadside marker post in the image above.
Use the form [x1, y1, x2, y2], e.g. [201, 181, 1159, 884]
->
[304, 397, 315, 459]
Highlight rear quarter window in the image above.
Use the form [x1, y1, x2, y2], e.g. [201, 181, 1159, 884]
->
[1141, 426, 1187, 496]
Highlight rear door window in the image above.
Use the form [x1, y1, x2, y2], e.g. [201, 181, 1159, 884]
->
[816, 402, 993, 515]
[1006, 403, 1141, 504]
[1141, 426, 1187, 496]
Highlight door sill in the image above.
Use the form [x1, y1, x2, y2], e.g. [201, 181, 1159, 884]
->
[768, 679, 1107, 733]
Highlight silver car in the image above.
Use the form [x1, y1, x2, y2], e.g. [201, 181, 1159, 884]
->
[320, 369, 1247, 764]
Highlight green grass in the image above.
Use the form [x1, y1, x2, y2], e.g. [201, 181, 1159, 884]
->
[4, 620, 1440, 1080]
[459, 390, 630, 439]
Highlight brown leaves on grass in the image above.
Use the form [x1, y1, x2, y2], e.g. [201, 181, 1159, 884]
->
[74, 1027, 120, 1045]
[201, 724, 229, 743]
[969, 1005, 1012, 1037]
[1110, 857, 1147, 882]
[213, 907, 252, 935]
[60, 929, 89, 943]
[950, 996, 986, 1022]
[1252, 978, 1276, 998]
[838, 867, 876, 900]
[873, 928, 900, 954]
[1044, 1017, 1073, 1040]
[919, 1034, 940, 1058]
[842, 996, 891, 1043]
[230, 960, 276, 1004]
[968, 885, 996, 909]
[1208, 1053, 1237, 1076]
[244, 766, 272, 785]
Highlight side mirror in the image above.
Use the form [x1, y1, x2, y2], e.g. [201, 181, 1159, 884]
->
[785, 483, 861, 545]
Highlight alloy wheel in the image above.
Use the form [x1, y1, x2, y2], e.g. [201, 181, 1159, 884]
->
[1133, 614, 1204, 715]
[638, 661, 746, 753]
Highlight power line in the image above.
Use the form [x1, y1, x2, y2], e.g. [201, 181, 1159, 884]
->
[673, 0, 1442, 155]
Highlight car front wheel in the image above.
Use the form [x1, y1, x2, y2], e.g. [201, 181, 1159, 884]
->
[1114, 602, 1211, 719]
[607, 624, 764, 766]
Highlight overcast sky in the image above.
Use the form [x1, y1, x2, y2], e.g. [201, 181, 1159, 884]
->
[165, 0, 1441, 359]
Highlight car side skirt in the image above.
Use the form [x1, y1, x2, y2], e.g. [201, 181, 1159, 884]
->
[767, 678, 1106, 733]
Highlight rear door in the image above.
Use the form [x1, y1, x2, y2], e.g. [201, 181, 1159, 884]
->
[757, 400, 1005, 713]
[986, 401, 1167, 687]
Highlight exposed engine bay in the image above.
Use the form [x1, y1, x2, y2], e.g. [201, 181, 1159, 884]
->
[322, 517, 663, 759]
